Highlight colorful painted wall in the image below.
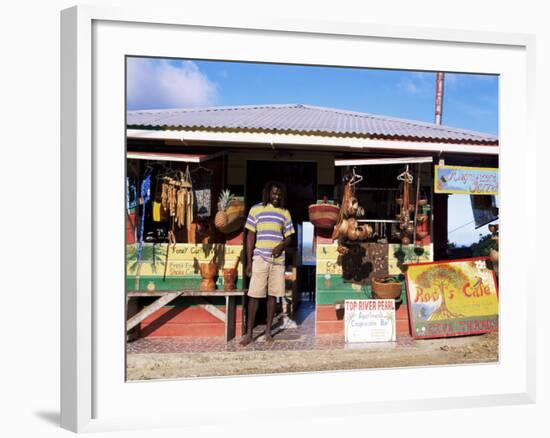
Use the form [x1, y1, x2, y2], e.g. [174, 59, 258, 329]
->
[315, 242, 433, 336]
[127, 242, 245, 337]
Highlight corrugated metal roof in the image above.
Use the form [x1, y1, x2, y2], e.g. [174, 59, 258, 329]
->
[127, 104, 498, 145]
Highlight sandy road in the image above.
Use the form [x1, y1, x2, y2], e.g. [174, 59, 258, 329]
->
[127, 332, 498, 381]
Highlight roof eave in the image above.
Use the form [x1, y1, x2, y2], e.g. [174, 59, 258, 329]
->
[126, 128, 499, 155]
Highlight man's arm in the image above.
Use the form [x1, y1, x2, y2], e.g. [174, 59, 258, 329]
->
[272, 236, 292, 259]
[273, 212, 295, 258]
[246, 230, 256, 277]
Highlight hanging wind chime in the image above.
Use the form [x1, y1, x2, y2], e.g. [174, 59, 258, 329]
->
[160, 166, 194, 245]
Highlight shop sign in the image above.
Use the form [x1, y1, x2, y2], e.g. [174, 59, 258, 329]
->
[344, 299, 396, 343]
[434, 165, 498, 195]
[126, 243, 243, 277]
[405, 257, 499, 339]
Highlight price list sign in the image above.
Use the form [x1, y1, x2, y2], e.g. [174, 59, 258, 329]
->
[344, 299, 396, 343]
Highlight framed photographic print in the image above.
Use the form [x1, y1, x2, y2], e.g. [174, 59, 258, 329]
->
[61, 5, 536, 433]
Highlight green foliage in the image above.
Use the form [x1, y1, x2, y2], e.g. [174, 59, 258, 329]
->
[471, 234, 498, 257]
[217, 189, 234, 210]
[379, 275, 402, 283]
[126, 243, 167, 274]
[416, 265, 467, 289]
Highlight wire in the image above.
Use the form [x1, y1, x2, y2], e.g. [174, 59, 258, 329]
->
[448, 219, 476, 234]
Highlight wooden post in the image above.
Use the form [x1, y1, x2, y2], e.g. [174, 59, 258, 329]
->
[433, 193, 449, 260]
[225, 296, 236, 342]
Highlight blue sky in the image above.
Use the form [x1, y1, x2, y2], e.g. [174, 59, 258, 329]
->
[127, 57, 498, 135]
[127, 57, 499, 245]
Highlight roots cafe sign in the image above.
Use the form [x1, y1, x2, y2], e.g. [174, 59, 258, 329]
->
[434, 165, 498, 195]
[344, 299, 396, 343]
[405, 257, 499, 339]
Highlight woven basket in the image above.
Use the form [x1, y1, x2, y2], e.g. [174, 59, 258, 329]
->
[217, 201, 246, 234]
[308, 202, 339, 229]
[371, 277, 402, 300]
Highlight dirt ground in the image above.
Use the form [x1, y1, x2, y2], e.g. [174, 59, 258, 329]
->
[126, 332, 498, 381]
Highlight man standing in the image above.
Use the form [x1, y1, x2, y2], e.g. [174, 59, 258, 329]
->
[240, 181, 295, 345]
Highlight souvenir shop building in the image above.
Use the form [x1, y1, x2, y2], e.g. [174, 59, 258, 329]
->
[125, 104, 498, 339]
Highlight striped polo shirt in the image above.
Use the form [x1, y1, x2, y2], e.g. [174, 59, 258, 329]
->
[245, 203, 295, 265]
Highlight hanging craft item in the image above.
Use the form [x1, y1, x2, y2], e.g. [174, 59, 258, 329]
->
[411, 165, 429, 245]
[126, 177, 138, 211]
[151, 174, 168, 223]
[126, 177, 138, 244]
[308, 197, 339, 229]
[332, 168, 371, 247]
[194, 189, 211, 218]
[152, 201, 168, 222]
[214, 189, 246, 234]
[159, 166, 194, 234]
[192, 166, 213, 218]
[309, 197, 340, 255]
[136, 171, 152, 265]
[396, 165, 415, 245]
[176, 166, 193, 228]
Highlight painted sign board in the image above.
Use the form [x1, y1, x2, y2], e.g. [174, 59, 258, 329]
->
[126, 243, 244, 291]
[126, 243, 243, 276]
[344, 299, 396, 343]
[405, 257, 499, 339]
[434, 165, 498, 195]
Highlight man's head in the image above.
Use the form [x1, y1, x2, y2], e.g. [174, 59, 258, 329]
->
[262, 181, 286, 209]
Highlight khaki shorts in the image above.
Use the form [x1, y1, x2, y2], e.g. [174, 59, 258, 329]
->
[247, 255, 285, 298]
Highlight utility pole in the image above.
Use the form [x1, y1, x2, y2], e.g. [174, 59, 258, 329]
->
[435, 72, 445, 125]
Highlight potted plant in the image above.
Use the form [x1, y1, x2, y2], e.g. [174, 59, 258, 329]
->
[371, 275, 402, 300]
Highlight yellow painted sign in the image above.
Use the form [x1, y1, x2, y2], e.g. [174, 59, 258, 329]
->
[126, 243, 243, 277]
[434, 165, 499, 195]
[406, 257, 498, 338]
[315, 244, 343, 275]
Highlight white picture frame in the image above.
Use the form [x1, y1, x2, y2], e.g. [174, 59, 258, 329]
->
[60, 5, 536, 433]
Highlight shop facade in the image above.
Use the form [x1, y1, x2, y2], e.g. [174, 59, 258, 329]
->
[125, 104, 498, 340]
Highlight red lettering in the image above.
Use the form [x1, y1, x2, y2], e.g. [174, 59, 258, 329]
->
[415, 288, 440, 303]
[377, 300, 394, 310]
[463, 280, 493, 298]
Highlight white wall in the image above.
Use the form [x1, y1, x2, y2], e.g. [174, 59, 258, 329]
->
[1, 1, 547, 437]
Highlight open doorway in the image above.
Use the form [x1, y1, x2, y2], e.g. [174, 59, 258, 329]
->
[245, 160, 317, 327]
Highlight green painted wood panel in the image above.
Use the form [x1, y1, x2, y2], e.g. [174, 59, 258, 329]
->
[316, 275, 407, 305]
[126, 275, 244, 292]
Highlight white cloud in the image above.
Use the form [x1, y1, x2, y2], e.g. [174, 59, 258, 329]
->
[127, 58, 218, 110]
[400, 77, 420, 94]
[397, 72, 433, 95]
